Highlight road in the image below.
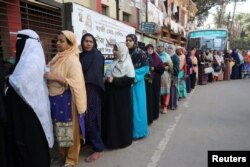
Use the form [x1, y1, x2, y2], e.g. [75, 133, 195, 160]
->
[55, 79, 250, 167]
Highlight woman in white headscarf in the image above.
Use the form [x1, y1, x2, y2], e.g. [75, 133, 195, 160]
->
[102, 43, 135, 149]
[4, 29, 53, 167]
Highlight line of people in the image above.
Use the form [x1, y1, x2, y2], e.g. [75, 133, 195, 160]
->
[1, 29, 249, 167]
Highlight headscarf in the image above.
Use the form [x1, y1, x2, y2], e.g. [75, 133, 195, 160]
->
[79, 33, 105, 91]
[231, 49, 240, 64]
[146, 44, 165, 77]
[106, 43, 135, 78]
[126, 34, 149, 69]
[9, 29, 54, 148]
[169, 44, 176, 57]
[48, 30, 79, 67]
[126, 34, 138, 47]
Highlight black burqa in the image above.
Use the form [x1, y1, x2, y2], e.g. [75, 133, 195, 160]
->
[4, 34, 50, 167]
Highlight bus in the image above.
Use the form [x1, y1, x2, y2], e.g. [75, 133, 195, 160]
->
[187, 28, 229, 51]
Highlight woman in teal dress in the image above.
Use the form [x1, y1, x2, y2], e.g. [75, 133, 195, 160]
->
[126, 34, 150, 139]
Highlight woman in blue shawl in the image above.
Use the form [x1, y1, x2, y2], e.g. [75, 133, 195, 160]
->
[126, 34, 150, 139]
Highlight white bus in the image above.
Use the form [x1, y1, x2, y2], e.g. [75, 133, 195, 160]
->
[187, 28, 229, 51]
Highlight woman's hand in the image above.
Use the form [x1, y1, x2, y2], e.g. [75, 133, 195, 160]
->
[44, 72, 66, 85]
[44, 72, 57, 81]
[107, 76, 113, 83]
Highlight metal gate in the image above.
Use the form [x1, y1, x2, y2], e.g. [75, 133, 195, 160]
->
[0, 0, 62, 64]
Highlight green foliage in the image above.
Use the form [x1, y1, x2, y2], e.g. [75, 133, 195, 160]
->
[235, 13, 250, 39]
[193, 0, 218, 26]
[193, 0, 246, 26]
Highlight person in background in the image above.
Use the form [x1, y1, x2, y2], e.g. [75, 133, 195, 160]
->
[198, 51, 208, 85]
[224, 50, 234, 80]
[231, 49, 241, 79]
[45, 30, 86, 167]
[205, 49, 214, 83]
[167, 44, 179, 110]
[190, 47, 198, 89]
[158, 42, 173, 114]
[185, 48, 193, 93]
[241, 51, 250, 78]
[176, 47, 187, 100]
[79, 33, 105, 162]
[5, 29, 53, 167]
[215, 51, 224, 81]
[102, 43, 135, 149]
[146, 44, 165, 118]
[126, 34, 150, 139]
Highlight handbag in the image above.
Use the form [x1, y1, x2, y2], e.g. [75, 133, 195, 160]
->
[204, 67, 213, 74]
[49, 90, 73, 147]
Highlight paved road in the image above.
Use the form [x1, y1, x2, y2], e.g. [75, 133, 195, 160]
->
[54, 79, 250, 167]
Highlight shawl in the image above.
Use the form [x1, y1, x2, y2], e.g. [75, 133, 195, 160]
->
[9, 29, 54, 148]
[80, 33, 105, 91]
[47, 30, 87, 114]
[105, 43, 135, 78]
[129, 47, 150, 69]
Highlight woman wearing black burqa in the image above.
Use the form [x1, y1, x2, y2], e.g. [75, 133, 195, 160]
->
[0, 40, 7, 167]
[231, 49, 241, 79]
[4, 29, 54, 167]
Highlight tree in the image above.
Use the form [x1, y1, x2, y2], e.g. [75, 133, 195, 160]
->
[193, 0, 246, 26]
[193, 0, 218, 26]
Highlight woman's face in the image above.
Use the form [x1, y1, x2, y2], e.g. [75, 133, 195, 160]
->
[126, 37, 134, 49]
[82, 36, 94, 52]
[167, 47, 173, 54]
[57, 34, 71, 52]
[113, 45, 119, 59]
[147, 47, 154, 55]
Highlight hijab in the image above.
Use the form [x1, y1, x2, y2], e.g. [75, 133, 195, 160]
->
[9, 29, 54, 148]
[169, 44, 176, 57]
[146, 44, 165, 77]
[48, 30, 79, 67]
[106, 43, 135, 78]
[126, 34, 149, 69]
[79, 33, 105, 91]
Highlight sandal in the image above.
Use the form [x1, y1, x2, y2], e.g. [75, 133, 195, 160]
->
[85, 152, 103, 163]
[161, 107, 167, 114]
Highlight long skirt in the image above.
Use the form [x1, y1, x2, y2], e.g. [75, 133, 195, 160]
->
[185, 75, 191, 93]
[231, 64, 240, 79]
[152, 74, 161, 120]
[85, 84, 104, 152]
[224, 61, 231, 80]
[102, 83, 133, 149]
[190, 72, 197, 89]
[160, 71, 171, 95]
[145, 79, 153, 125]
[169, 76, 178, 110]
[178, 71, 187, 98]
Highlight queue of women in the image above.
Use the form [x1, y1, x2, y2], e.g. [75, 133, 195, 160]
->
[1, 29, 249, 167]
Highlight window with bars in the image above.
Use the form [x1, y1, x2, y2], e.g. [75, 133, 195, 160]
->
[0, 0, 62, 64]
[123, 12, 130, 22]
[102, 5, 109, 16]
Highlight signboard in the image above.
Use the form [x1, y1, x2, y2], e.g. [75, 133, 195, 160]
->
[140, 22, 157, 34]
[189, 30, 227, 38]
[72, 3, 135, 55]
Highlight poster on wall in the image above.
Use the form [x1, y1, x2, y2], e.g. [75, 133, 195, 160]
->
[143, 36, 157, 46]
[72, 3, 135, 55]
